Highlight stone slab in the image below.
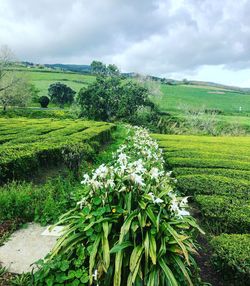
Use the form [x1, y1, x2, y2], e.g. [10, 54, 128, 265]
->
[0, 223, 61, 274]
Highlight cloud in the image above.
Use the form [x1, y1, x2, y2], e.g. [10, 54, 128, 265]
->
[1, 0, 250, 82]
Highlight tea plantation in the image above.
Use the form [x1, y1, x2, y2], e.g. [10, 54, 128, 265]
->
[152, 133, 250, 284]
[0, 118, 114, 183]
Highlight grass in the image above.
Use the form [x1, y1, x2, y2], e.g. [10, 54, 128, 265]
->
[14, 68, 96, 98]
[152, 84, 250, 114]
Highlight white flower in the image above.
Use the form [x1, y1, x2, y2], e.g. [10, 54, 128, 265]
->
[170, 198, 179, 212]
[180, 197, 189, 207]
[154, 197, 164, 204]
[81, 174, 90, 184]
[178, 209, 190, 216]
[77, 198, 86, 209]
[93, 269, 98, 281]
[150, 167, 160, 179]
[105, 179, 115, 188]
[131, 173, 145, 186]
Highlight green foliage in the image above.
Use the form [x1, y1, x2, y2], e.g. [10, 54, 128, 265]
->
[195, 195, 250, 234]
[211, 234, 250, 285]
[48, 82, 76, 108]
[90, 60, 120, 77]
[176, 175, 250, 198]
[0, 178, 81, 225]
[38, 95, 50, 108]
[34, 127, 202, 285]
[78, 76, 154, 122]
[0, 118, 114, 182]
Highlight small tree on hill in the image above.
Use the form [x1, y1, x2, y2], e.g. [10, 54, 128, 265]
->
[77, 76, 153, 121]
[39, 96, 50, 108]
[48, 82, 75, 108]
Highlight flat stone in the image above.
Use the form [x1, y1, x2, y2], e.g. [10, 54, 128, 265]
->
[0, 223, 61, 274]
[41, 225, 65, 237]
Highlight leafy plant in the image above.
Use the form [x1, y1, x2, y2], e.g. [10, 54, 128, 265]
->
[34, 127, 203, 285]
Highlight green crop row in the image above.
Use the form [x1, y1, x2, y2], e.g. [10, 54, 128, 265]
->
[195, 195, 250, 234]
[0, 118, 115, 182]
[211, 234, 250, 285]
[152, 133, 250, 283]
[173, 167, 250, 181]
[176, 174, 250, 198]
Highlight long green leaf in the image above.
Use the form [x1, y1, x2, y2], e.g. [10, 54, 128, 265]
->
[158, 257, 178, 286]
[89, 234, 101, 284]
[171, 255, 193, 286]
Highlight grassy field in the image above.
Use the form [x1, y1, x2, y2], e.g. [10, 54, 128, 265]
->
[0, 117, 114, 182]
[16, 68, 96, 97]
[152, 133, 250, 283]
[152, 84, 250, 114]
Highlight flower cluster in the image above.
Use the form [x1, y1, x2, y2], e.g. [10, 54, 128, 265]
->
[78, 126, 190, 218]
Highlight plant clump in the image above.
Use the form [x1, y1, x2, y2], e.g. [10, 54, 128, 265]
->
[34, 126, 202, 286]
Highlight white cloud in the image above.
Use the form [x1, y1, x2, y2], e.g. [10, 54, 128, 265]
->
[1, 0, 250, 86]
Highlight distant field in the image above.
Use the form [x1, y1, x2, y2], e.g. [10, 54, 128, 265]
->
[0, 117, 114, 182]
[152, 84, 250, 114]
[15, 68, 96, 97]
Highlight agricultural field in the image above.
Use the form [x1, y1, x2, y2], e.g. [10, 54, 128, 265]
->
[153, 84, 250, 114]
[15, 68, 96, 98]
[153, 133, 250, 284]
[0, 117, 114, 183]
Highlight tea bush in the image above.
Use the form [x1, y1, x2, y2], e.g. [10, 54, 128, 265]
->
[195, 195, 250, 234]
[211, 234, 250, 285]
[0, 118, 115, 182]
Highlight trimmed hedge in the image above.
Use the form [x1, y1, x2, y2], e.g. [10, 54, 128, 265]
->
[211, 234, 250, 285]
[176, 174, 250, 198]
[173, 167, 250, 181]
[0, 118, 115, 182]
[195, 195, 250, 234]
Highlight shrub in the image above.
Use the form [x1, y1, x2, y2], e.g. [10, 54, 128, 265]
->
[0, 118, 115, 183]
[48, 82, 76, 108]
[38, 96, 50, 108]
[195, 195, 250, 234]
[211, 234, 250, 285]
[176, 174, 250, 198]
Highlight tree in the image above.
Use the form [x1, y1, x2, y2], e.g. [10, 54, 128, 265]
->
[90, 60, 107, 75]
[77, 76, 154, 121]
[90, 61, 120, 77]
[48, 82, 75, 108]
[39, 96, 50, 108]
[0, 77, 32, 110]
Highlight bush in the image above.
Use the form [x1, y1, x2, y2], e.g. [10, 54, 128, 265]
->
[38, 96, 50, 108]
[176, 174, 250, 198]
[0, 118, 115, 183]
[48, 82, 76, 108]
[173, 167, 250, 181]
[195, 195, 250, 234]
[211, 234, 250, 285]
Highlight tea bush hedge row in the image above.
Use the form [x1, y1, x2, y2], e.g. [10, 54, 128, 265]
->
[0, 118, 115, 182]
[173, 167, 250, 181]
[211, 234, 250, 285]
[152, 133, 250, 282]
[195, 195, 250, 234]
[176, 174, 250, 198]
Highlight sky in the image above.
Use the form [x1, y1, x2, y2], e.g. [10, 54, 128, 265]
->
[1, 0, 250, 87]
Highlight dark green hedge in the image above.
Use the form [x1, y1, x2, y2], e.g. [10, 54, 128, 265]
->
[0, 118, 115, 183]
[195, 195, 250, 234]
[211, 234, 250, 285]
[176, 174, 250, 198]
[173, 167, 250, 181]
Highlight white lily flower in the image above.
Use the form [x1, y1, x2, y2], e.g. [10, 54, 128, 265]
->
[93, 269, 98, 281]
[178, 209, 190, 216]
[154, 197, 164, 204]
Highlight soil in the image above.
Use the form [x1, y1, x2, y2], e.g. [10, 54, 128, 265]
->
[196, 234, 225, 286]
